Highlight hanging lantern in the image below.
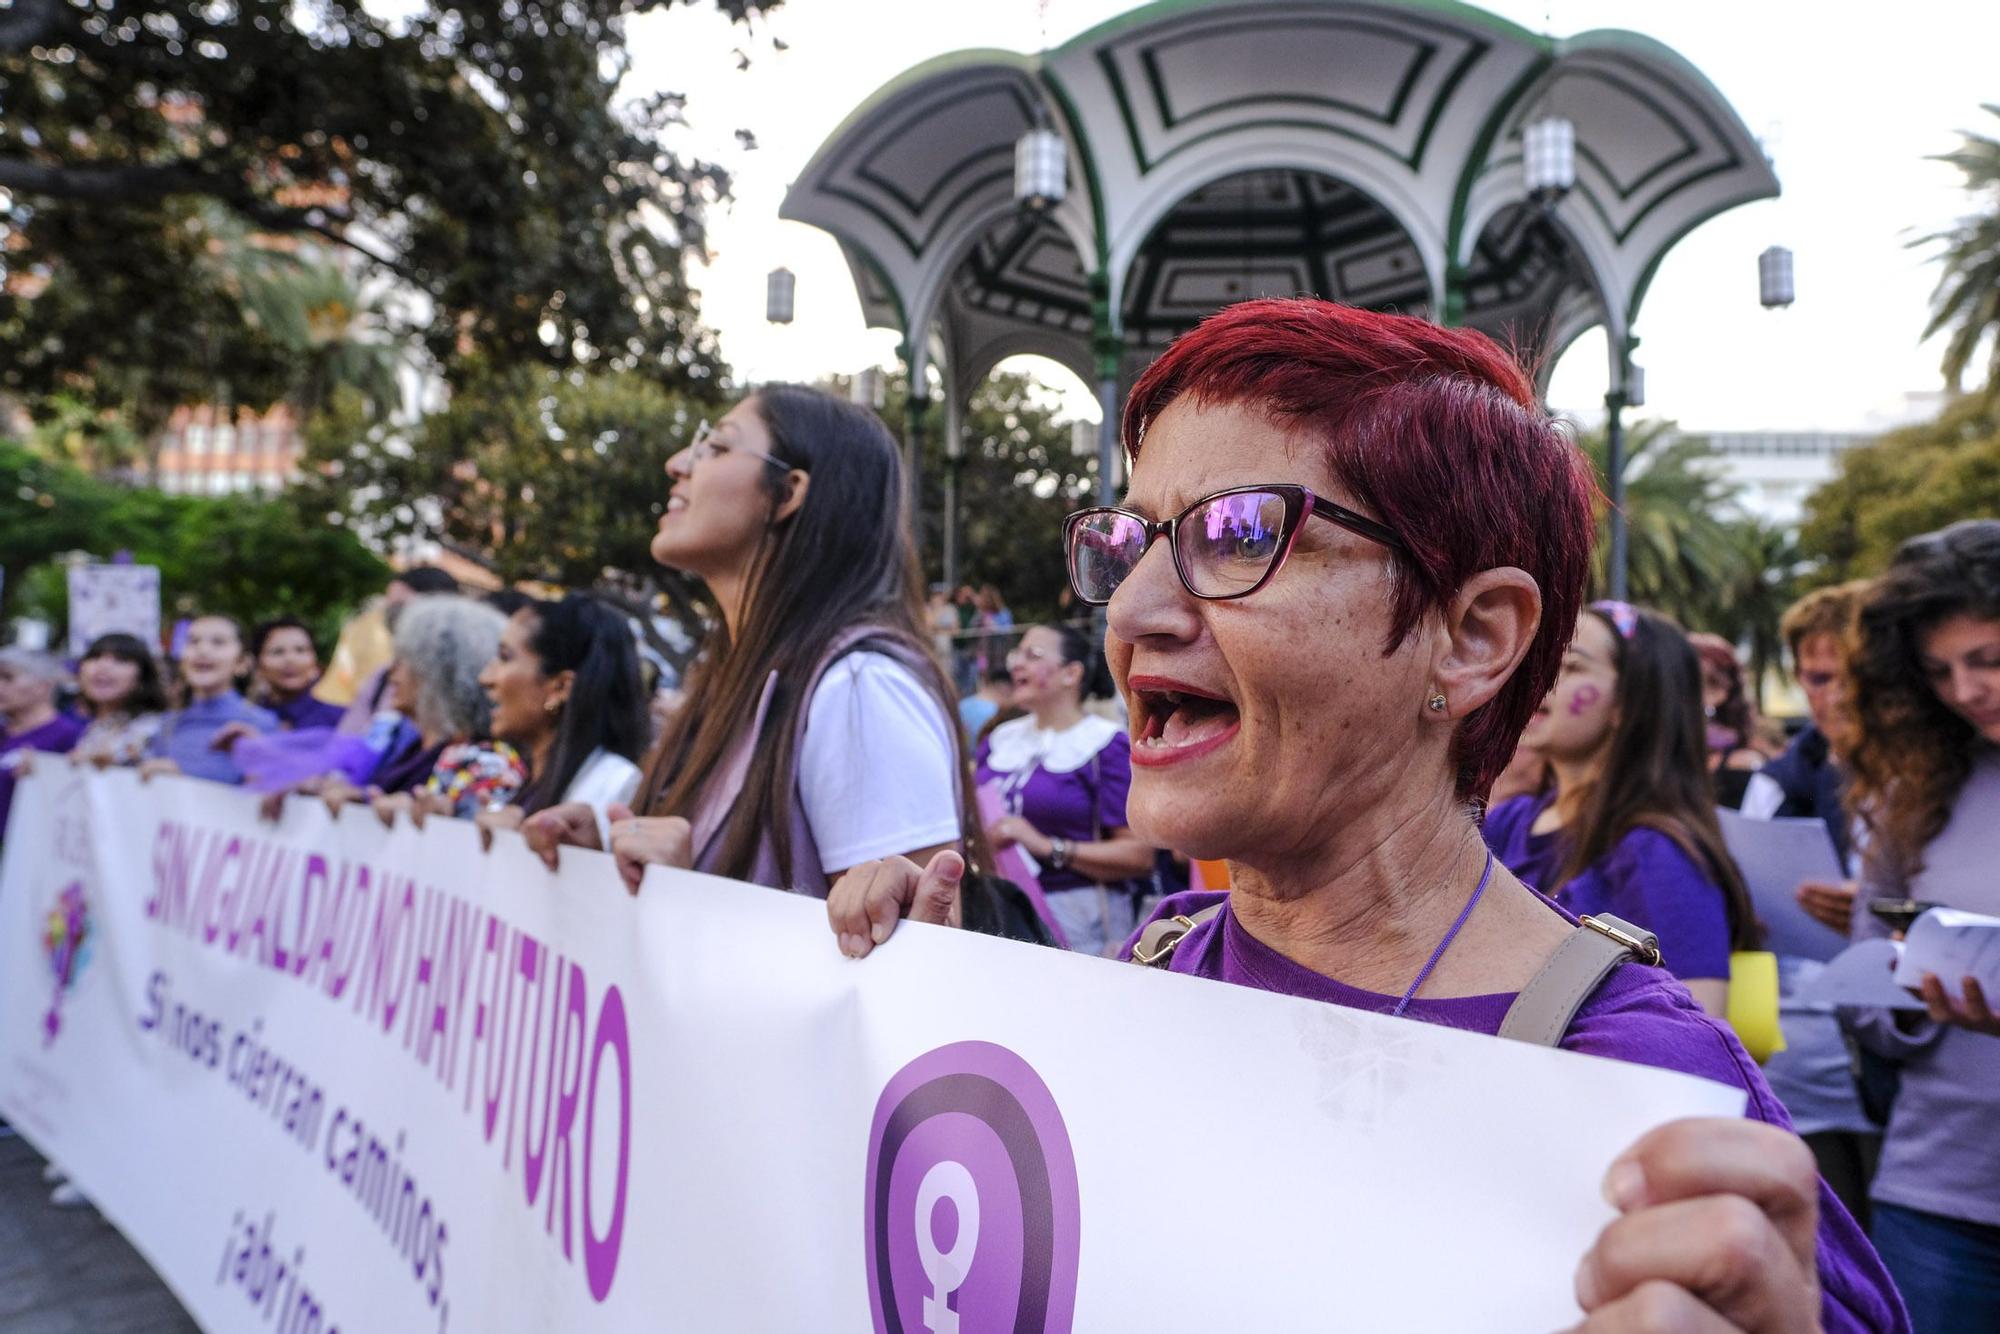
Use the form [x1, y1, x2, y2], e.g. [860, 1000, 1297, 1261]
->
[1758, 245, 1795, 309]
[766, 266, 795, 324]
[1522, 115, 1576, 206]
[1625, 362, 1646, 410]
[849, 366, 884, 409]
[1014, 126, 1066, 213]
[1072, 418, 1098, 459]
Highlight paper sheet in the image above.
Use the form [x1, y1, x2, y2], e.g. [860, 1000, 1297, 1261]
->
[1716, 807, 1852, 962]
[1896, 907, 2000, 1001]
[1794, 939, 1927, 1010]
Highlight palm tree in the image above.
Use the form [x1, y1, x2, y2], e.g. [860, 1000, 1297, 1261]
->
[233, 251, 409, 422]
[1915, 105, 2000, 398]
[1577, 419, 1744, 618]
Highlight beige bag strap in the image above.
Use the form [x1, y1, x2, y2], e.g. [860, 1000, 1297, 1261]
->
[1130, 905, 1225, 967]
[1498, 914, 1663, 1047]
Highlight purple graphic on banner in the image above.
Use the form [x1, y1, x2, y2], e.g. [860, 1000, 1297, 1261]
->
[42, 879, 93, 1046]
[865, 1041, 1080, 1334]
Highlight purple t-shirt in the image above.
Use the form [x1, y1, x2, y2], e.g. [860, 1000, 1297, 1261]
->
[0, 712, 87, 836]
[1124, 891, 1907, 1333]
[1483, 793, 1733, 981]
[974, 717, 1131, 895]
[144, 691, 280, 785]
[271, 690, 346, 733]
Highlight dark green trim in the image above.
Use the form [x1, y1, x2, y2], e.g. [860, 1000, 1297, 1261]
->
[1058, 0, 1543, 57]
[840, 240, 908, 334]
[1038, 66, 1112, 270]
[1624, 181, 1775, 323]
[1135, 15, 1439, 136]
[1444, 51, 1553, 283]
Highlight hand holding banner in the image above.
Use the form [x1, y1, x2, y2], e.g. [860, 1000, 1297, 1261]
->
[1, 769, 1744, 1331]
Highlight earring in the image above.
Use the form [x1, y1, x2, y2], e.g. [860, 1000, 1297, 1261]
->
[1427, 693, 1448, 713]
[545, 699, 563, 717]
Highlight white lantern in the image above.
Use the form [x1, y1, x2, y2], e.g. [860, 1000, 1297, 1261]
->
[766, 266, 796, 324]
[1625, 362, 1646, 409]
[1523, 115, 1576, 206]
[1759, 245, 1795, 309]
[1014, 126, 1066, 212]
[1072, 418, 1098, 458]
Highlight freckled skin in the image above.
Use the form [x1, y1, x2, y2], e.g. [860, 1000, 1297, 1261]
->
[1104, 400, 1438, 882]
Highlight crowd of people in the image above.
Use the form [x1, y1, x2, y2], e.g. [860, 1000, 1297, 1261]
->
[3, 296, 1998, 1330]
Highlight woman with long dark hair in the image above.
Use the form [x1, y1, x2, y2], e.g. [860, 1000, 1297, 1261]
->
[1483, 602, 1758, 1016]
[72, 631, 170, 766]
[475, 593, 647, 841]
[525, 385, 970, 894]
[1690, 631, 1766, 807]
[1841, 519, 2000, 1334]
[977, 622, 1155, 954]
[249, 617, 346, 732]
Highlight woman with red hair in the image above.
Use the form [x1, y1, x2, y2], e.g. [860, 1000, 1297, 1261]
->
[831, 298, 1904, 1331]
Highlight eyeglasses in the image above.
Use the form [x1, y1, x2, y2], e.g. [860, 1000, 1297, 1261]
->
[1063, 484, 1403, 606]
[683, 419, 793, 472]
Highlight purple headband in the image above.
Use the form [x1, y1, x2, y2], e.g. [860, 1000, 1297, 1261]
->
[1590, 599, 1639, 640]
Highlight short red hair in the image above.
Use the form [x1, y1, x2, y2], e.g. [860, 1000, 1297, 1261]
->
[1121, 298, 1595, 799]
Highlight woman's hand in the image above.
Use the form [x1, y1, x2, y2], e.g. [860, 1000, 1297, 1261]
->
[372, 791, 418, 828]
[137, 757, 181, 783]
[1794, 880, 1856, 936]
[474, 804, 525, 850]
[1568, 1118, 1820, 1332]
[1916, 973, 2000, 1036]
[987, 815, 1052, 860]
[827, 850, 965, 958]
[520, 801, 602, 870]
[209, 721, 259, 753]
[606, 804, 693, 894]
[317, 775, 367, 819]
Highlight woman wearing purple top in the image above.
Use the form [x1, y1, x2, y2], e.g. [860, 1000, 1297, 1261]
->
[0, 647, 86, 839]
[1841, 520, 2000, 1333]
[977, 623, 1156, 955]
[1484, 602, 1759, 1017]
[140, 615, 278, 785]
[829, 298, 1905, 1331]
[250, 617, 346, 732]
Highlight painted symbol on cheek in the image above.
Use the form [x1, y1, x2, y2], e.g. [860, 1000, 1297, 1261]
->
[1567, 684, 1603, 717]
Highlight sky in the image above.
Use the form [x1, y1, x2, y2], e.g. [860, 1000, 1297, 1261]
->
[624, 0, 1999, 432]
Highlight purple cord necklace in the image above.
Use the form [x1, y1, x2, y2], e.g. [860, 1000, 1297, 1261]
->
[1390, 850, 1497, 1018]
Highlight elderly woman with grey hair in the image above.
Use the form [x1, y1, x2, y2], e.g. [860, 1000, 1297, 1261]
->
[308, 595, 519, 822]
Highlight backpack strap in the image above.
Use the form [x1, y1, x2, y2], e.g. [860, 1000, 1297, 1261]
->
[1498, 914, 1663, 1047]
[1130, 905, 1225, 967]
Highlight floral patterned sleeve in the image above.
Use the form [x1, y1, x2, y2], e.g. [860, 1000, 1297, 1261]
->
[421, 742, 528, 819]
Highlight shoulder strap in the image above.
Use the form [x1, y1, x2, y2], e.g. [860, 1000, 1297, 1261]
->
[1498, 914, 1662, 1047]
[1130, 905, 1224, 968]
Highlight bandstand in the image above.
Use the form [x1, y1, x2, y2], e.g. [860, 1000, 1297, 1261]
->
[780, 0, 1780, 592]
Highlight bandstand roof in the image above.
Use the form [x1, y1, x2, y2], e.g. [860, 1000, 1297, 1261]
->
[780, 0, 1778, 398]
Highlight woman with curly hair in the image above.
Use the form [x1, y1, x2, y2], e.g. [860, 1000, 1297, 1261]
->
[1842, 519, 2000, 1333]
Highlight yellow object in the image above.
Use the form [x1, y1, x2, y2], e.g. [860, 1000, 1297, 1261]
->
[1727, 950, 1786, 1063]
[313, 602, 392, 706]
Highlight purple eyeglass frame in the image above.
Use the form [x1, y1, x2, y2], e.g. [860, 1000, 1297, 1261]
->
[1062, 483, 1404, 606]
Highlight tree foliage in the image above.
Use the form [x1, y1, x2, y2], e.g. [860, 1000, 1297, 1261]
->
[1, 0, 773, 424]
[0, 437, 389, 645]
[1800, 393, 2000, 583]
[1915, 105, 2000, 398]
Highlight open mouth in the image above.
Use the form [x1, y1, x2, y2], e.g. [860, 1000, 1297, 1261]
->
[1128, 674, 1241, 765]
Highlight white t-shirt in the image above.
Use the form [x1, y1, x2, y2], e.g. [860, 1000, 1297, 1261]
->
[797, 652, 962, 874]
[563, 748, 644, 848]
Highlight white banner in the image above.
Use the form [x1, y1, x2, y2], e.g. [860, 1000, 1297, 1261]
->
[0, 769, 1742, 1332]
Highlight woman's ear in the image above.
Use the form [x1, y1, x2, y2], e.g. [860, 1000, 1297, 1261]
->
[773, 470, 811, 524]
[1430, 567, 1541, 719]
[546, 668, 577, 711]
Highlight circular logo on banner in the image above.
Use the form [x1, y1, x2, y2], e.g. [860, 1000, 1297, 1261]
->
[864, 1041, 1080, 1334]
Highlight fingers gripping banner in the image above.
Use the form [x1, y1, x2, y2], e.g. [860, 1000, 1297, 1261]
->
[0, 770, 1742, 1332]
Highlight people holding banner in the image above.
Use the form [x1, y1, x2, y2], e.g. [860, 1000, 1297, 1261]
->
[473, 594, 648, 846]
[831, 298, 1904, 1331]
[71, 632, 170, 768]
[138, 615, 277, 785]
[359, 595, 514, 816]
[1840, 520, 2000, 1332]
[523, 386, 970, 897]
[0, 647, 85, 839]
[1485, 602, 1759, 1017]
[977, 623, 1156, 954]
[249, 617, 346, 732]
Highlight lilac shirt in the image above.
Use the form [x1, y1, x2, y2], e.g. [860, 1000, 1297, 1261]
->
[0, 712, 86, 835]
[1484, 793, 1733, 981]
[144, 691, 279, 785]
[1126, 891, 1907, 1333]
[975, 720, 1130, 894]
